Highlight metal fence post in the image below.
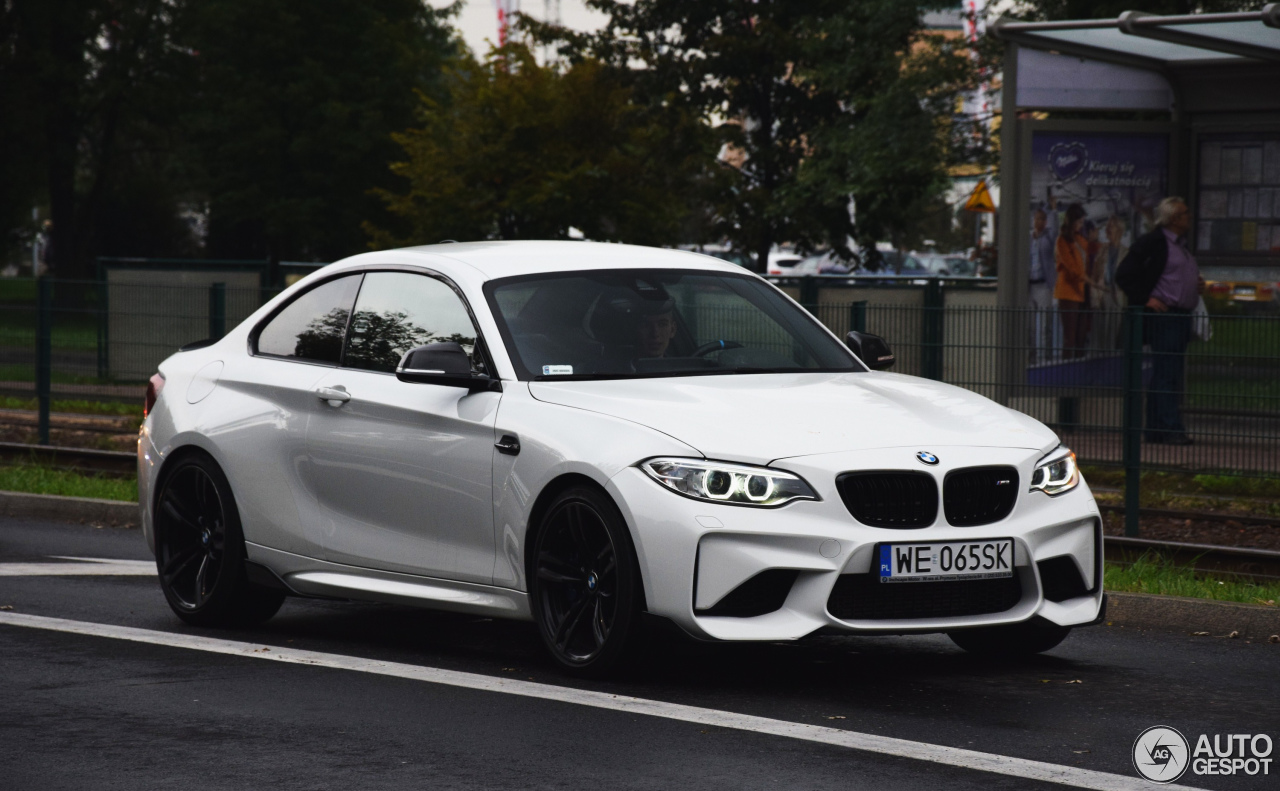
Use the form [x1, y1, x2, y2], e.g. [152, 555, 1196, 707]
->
[36, 277, 53, 445]
[96, 279, 108, 379]
[1122, 305, 1144, 537]
[209, 282, 226, 340]
[799, 275, 818, 309]
[848, 300, 867, 334]
[922, 278, 943, 380]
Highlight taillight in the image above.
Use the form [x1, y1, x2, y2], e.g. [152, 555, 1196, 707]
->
[1208, 282, 1230, 294]
[145, 373, 166, 418]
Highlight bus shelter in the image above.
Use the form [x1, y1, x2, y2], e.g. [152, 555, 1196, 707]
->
[995, 6, 1280, 313]
[979, 7, 1280, 452]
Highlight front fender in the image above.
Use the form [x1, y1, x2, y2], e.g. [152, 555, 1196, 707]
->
[490, 383, 700, 592]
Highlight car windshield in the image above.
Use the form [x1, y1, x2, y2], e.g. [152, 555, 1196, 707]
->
[484, 269, 861, 380]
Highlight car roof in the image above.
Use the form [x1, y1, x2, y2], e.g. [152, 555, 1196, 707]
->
[337, 240, 745, 281]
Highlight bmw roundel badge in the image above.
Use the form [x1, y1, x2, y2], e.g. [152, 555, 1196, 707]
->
[916, 451, 939, 465]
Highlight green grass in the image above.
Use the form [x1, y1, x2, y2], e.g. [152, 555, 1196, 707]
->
[0, 395, 142, 418]
[1105, 553, 1279, 607]
[0, 278, 37, 303]
[0, 464, 136, 501]
[1081, 465, 1280, 499]
[0, 312, 100, 352]
[1193, 300, 1280, 355]
[1187, 375, 1279, 409]
[0, 364, 123, 385]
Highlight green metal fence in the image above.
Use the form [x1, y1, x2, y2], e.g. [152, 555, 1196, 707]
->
[0, 278, 280, 445]
[1, 276, 1276, 521]
[810, 299, 1279, 458]
[807, 298, 1279, 534]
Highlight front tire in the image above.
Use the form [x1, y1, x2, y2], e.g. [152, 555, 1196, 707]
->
[154, 453, 286, 627]
[529, 486, 642, 677]
[948, 620, 1071, 656]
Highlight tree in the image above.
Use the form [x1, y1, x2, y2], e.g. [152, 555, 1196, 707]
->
[368, 44, 718, 247]
[2, 0, 457, 278]
[0, 1, 46, 265]
[180, 0, 458, 264]
[0, 0, 185, 279]
[528, 1, 979, 270]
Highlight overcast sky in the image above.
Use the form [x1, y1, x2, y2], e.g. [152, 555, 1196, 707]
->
[428, 1, 609, 59]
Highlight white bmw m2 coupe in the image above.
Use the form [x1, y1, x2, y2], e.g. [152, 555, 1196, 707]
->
[139, 241, 1104, 674]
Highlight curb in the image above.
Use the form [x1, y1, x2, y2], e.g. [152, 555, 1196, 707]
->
[0, 490, 139, 527]
[1105, 591, 1280, 641]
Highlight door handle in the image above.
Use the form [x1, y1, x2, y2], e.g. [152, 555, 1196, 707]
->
[494, 434, 520, 456]
[314, 386, 351, 405]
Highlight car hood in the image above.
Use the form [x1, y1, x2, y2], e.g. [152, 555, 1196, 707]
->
[528, 372, 1058, 465]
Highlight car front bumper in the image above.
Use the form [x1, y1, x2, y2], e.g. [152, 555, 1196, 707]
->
[607, 445, 1103, 642]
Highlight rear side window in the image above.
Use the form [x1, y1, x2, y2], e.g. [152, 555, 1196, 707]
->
[343, 271, 481, 374]
[255, 275, 362, 363]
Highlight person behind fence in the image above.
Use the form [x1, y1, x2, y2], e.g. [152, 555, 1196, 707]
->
[1054, 203, 1090, 359]
[1028, 197, 1058, 361]
[34, 219, 53, 277]
[1093, 215, 1129, 350]
[1115, 196, 1205, 446]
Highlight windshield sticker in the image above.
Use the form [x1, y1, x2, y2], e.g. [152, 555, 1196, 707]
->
[542, 365, 573, 376]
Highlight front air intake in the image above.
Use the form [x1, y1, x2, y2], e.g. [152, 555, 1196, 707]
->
[1037, 556, 1089, 602]
[836, 472, 938, 528]
[695, 570, 798, 618]
[827, 570, 1023, 620]
[943, 466, 1019, 527]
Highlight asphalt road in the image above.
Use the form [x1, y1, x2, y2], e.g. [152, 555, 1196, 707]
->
[1, 518, 1276, 791]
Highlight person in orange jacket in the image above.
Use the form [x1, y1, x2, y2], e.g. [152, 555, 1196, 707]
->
[1054, 203, 1090, 359]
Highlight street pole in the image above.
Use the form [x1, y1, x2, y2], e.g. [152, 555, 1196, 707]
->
[36, 277, 53, 445]
[1122, 306, 1144, 537]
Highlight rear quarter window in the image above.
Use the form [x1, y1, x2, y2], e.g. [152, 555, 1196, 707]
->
[255, 275, 362, 364]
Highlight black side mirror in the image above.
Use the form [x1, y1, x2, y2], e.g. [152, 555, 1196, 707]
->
[396, 342, 501, 393]
[845, 330, 895, 370]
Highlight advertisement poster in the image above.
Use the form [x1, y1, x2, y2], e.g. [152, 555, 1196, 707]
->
[1026, 133, 1168, 373]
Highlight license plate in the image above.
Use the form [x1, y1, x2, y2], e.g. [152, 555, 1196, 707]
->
[878, 540, 1014, 583]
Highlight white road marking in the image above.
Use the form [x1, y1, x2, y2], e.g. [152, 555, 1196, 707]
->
[0, 556, 155, 576]
[0, 611, 1205, 791]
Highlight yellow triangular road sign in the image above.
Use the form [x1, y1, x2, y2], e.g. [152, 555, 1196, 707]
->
[964, 179, 996, 213]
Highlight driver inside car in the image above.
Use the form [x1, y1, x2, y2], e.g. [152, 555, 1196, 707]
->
[636, 303, 677, 358]
[590, 282, 682, 371]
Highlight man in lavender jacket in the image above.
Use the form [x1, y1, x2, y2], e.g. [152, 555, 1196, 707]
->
[1115, 197, 1206, 446]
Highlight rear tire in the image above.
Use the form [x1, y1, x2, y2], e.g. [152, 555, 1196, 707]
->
[947, 621, 1071, 657]
[529, 486, 643, 677]
[154, 453, 286, 627]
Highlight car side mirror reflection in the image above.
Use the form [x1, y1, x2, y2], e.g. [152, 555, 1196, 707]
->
[396, 342, 501, 393]
[845, 331, 895, 370]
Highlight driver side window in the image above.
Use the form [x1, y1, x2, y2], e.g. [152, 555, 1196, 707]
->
[342, 272, 483, 374]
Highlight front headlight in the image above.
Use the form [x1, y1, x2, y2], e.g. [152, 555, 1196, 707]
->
[640, 458, 819, 508]
[1029, 447, 1079, 496]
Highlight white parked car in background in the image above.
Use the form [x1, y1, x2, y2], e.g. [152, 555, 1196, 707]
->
[765, 250, 804, 275]
[140, 241, 1103, 675]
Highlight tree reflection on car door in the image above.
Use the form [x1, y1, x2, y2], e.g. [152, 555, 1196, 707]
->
[301, 271, 501, 584]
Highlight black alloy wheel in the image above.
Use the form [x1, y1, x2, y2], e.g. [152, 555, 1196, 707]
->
[157, 463, 225, 609]
[531, 486, 641, 676]
[154, 453, 285, 627]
